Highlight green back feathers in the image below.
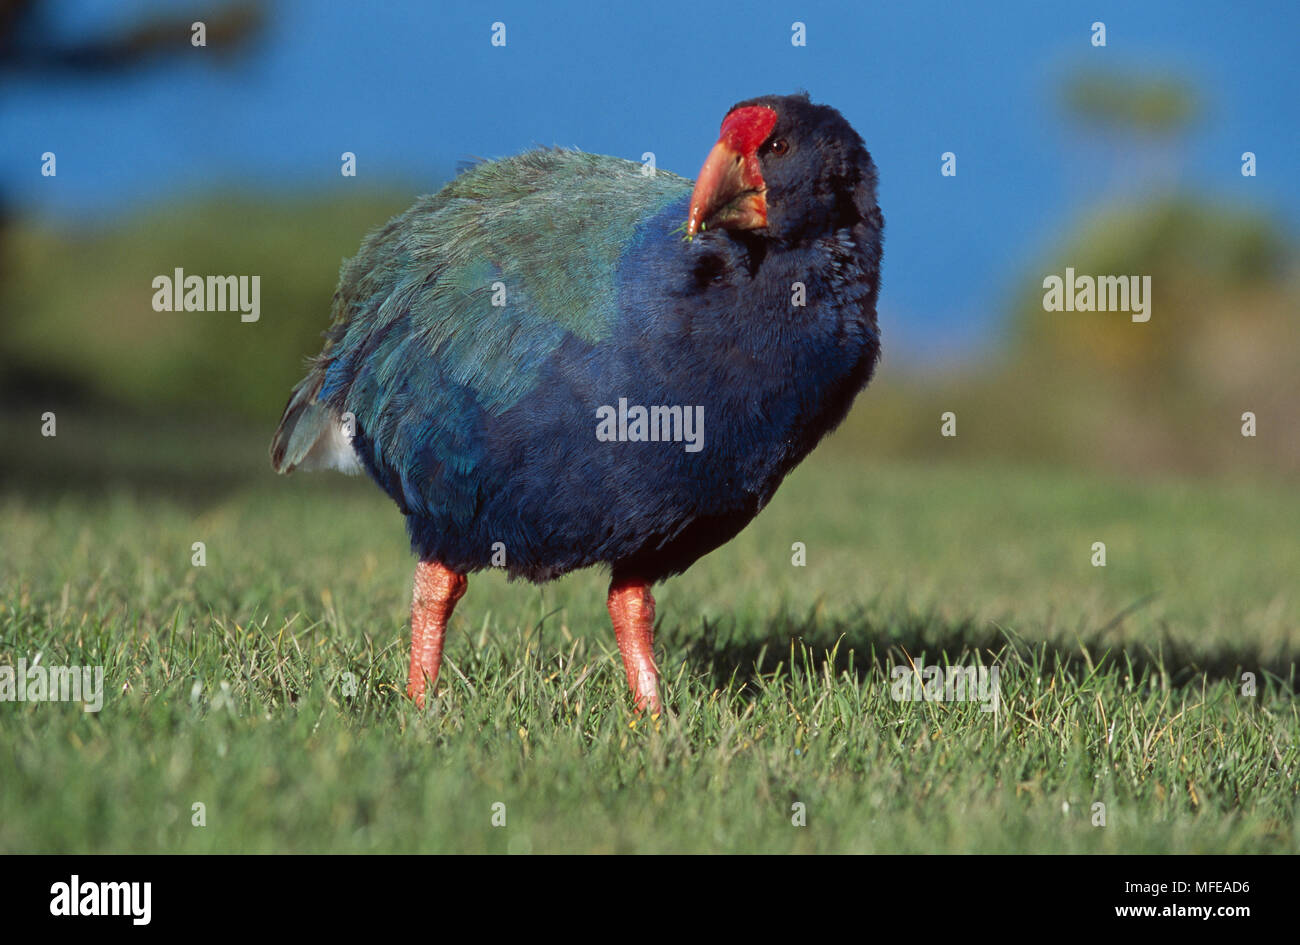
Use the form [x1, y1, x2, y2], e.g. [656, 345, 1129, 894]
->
[273, 149, 692, 477]
[332, 150, 691, 342]
[413, 150, 690, 342]
[324, 149, 691, 408]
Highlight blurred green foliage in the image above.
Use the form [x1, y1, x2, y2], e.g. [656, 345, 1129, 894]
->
[1, 189, 413, 422]
[1004, 197, 1299, 473]
[1062, 70, 1200, 137]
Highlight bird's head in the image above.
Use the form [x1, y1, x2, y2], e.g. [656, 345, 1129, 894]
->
[686, 92, 878, 243]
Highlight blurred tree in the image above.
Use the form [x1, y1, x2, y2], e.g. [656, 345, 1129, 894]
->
[1004, 68, 1300, 472]
[1017, 196, 1290, 380]
[0, 0, 266, 405]
[1060, 69, 1201, 195]
[0, 0, 265, 73]
[1061, 70, 1199, 138]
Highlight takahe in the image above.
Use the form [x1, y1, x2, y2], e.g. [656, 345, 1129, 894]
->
[271, 93, 883, 712]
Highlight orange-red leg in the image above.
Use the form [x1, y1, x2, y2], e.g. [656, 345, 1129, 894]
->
[606, 578, 661, 713]
[406, 560, 467, 708]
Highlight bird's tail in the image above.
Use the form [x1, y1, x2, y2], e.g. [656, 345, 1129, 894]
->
[269, 373, 360, 475]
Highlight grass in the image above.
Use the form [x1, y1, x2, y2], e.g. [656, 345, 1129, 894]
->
[1, 438, 1297, 853]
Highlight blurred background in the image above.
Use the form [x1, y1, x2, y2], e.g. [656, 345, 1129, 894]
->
[1, 0, 1298, 491]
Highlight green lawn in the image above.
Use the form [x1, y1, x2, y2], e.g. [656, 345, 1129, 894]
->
[1, 445, 1297, 853]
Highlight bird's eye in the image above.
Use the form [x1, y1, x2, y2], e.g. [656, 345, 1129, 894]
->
[767, 138, 789, 156]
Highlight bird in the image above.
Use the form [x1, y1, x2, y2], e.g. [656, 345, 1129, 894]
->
[270, 92, 883, 713]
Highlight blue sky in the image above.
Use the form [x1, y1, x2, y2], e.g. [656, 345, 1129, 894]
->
[5, 0, 1297, 358]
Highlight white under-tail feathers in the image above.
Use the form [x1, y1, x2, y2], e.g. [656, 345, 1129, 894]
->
[299, 409, 364, 474]
[270, 376, 363, 475]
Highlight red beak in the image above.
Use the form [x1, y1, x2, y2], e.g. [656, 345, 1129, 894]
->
[686, 105, 778, 237]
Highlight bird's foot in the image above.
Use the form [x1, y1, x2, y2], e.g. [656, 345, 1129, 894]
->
[607, 578, 661, 714]
[406, 560, 467, 709]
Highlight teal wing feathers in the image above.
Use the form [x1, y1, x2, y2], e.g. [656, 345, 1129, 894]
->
[272, 149, 691, 519]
